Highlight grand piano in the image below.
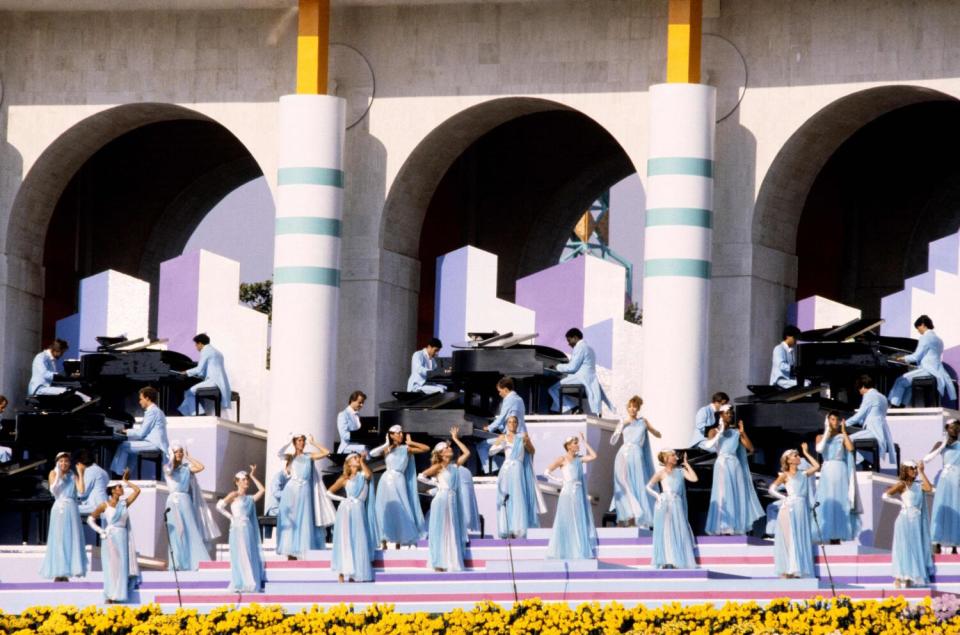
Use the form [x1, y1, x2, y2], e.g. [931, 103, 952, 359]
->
[377, 332, 567, 439]
[734, 317, 916, 473]
[13, 337, 199, 466]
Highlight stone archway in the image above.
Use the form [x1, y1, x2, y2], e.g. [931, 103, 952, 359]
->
[374, 97, 637, 396]
[2, 103, 266, 402]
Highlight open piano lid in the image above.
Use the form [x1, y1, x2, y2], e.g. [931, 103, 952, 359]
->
[799, 317, 917, 352]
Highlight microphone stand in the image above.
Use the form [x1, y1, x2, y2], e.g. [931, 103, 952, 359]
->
[811, 502, 836, 598]
[164, 508, 183, 608]
[502, 493, 519, 605]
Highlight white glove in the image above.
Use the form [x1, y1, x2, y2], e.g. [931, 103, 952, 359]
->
[923, 435, 948, 464]
[86, 515, 107, 538]
[215, 499, 232, 521]
[815, 416, 831, 454]
[610, 421, 625, 446]
[645, 483, 663, 503]
[326, 490, 346, 502]
[543, 469, 563, 485]
[417, 473, 437, 487]
[369, 442, 390, 458]
[767, 482, 786, 501]
[881, 492, 905, 508]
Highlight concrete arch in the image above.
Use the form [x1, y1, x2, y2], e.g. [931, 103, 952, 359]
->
[2, 103, 267, 403]
[380, 97, 585, 261]
[752, 85, 959, 258]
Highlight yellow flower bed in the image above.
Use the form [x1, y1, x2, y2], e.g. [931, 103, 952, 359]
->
[0, 597, 958, 634]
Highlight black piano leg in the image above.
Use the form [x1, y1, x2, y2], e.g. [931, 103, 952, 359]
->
[21, 511, 29, 544]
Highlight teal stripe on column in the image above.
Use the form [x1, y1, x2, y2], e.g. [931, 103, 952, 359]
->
[647, 157, 713, 177]
[646, 208, 713, 229]
[274, 266, 341, 287]
[644, 258, 711, 279]
[278, 167, 345, 187]
[275, 217, 342, 236]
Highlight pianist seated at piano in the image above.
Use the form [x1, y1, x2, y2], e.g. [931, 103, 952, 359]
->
[770, 326, 802, 389]
[75, 449, 109, 514]
[177, 333, 232, 417]
[478, 377, 526, 473]
[407, 337, 445, 395]
[28, 339, 91, 401]
[548, 328, 613, 415]
[337, 390, 369, 456]
[0, 395, 10, 463]
[847, 374, 897, 467]
[889, 315, 958, 408]
[109, 387, 170, 477]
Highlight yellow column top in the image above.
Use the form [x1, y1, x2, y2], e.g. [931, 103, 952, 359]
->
[666, 0, 702, 84]
[297, 0, 330, 94]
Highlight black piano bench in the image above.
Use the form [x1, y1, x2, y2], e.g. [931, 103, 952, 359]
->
[136, 450, 164, 481]
[852, 439, 900, 472]
[910, 376, 941, 408]
[258, 515, 277, 541]
[195, 388, 241, 420]
[559, 384, 588, 414]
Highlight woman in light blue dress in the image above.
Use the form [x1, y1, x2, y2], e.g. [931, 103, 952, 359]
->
[216, 465, 266, 593]
[491, 415, 541, 539]
[546, 433, 598, 560]
[40, 452, 88, 581]
[420, 428, 471, 572]
[768, 444, 819, 578]
[884, 460, 934, 587]
[703, 406, 764, 535]
[610, 395, 660, 528]
[646, 450, 698, 569]
[164, 442, 220, 571]
[328, 454, 377, 582]
[925, 419, 960, 553]
[814, 412, 861, 543]
[276, 433, 335, 560]
[458, 464, 480, 542]
[371, 425, 430, 548]
[87, 470, 141, 602]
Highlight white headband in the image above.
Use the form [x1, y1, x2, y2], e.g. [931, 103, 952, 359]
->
[903, 460, 918, 468]
[168, 441, 184, 462]
[388, 425, 403, 434]
[719, 404, 733, 413]
[277, 433, 308, 458]
[234, 471, 248, 479]
[55, 451, 71, 461]
[433, 442, 448, 453]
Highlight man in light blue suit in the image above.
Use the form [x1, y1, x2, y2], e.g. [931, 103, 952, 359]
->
[178, 333, 232, 416]
[548, 328, 612, 415]
[0, 396, 12, 463]
[27, 339, 69, 396]
[478, 376, 526, 473]
[889, 315, 957, 407]
[337, 390, 369, 456]
[848, 374, 897, 465]
[407, 337, 445, 394]
[770, 325, 801, 389]
[75, 449, 109, 514]
[110, 386, 170, 477]
[691, 391, 729, 451]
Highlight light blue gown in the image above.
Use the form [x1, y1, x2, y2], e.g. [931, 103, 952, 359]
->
[332, 473, 377, 582]
[892, 481, 934, 585]
[277, 455, 327, 558]
[100, 500, 140, 601]
[773, 472, 815, 577]
[427, 465, 466, 571]
[40, 473, 88, 579]
[226, 496, 264, 592]
[932, 443, 960, 547]
[547, 457, 597, 559]
[610, 419, 656, 527]
[705, 430, 764, 535]
[496, 435, 540, 538]
[458, 466, 480, 539]
[164, 464, 211, 571]
[652, 469, 697, 569]
[815, 435, 861, 542]
[375, 446, 424, 545]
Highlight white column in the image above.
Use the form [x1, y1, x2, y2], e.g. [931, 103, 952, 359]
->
[641, 83, 716, 449]
[266, 94, 346, 468]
